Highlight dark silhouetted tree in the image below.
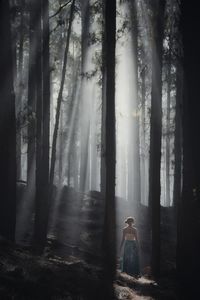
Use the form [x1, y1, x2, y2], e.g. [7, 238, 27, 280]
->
[79, 0, 90, 192]
[0, 0, 16, 241]
[102, 0, 116, 298]
[16, 0, 26, 180]
[34, 0, 51, 250]
[148, 0, 166, 277]
[27, 0, 37, 189]
[177, 1, 200, 295]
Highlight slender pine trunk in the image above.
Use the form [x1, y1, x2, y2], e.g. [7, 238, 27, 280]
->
[140, 65, 147, 204]
[100, 2, 106, 196]
[173, 59, 182, 212]
[34, 0, 44, 249]
[165, 40, 172, 206]
[42, 0, 50, 188]
[102, 0, 116, 298]
[148, 0, 166, 277]
[33, 0, 51, 250]
[79, 0, 90, 192]
[16, 0, 25, 180]
[58, 110, 64, 183]
[129, 0, 141, 207]
[27, 0, 37, 189]
[0, 0, 16, 241]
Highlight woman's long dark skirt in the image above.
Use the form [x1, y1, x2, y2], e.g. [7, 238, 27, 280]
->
[122, 240, 140, 276]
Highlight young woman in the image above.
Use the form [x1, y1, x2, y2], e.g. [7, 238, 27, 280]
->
[120, 216, 140, 277]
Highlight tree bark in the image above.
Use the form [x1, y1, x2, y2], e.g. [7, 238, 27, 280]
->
[0, 0, 16, 241]
[16, 0, 25, 180]
[177, 2, 200, 293]
[34, 0, 44, 249]
[129, 0, 141, 207]
[102, 0, 116, 298]
[173, 59, 182, 212]
[140, 64, 147, 205]
[42, 0, 50, 189]
[58, 110, 64, 183]
[148, 0, 166, 277]
[34, 0, 51, 250]
[79, 0, 90, 192]
[165, 37, 172, 207]
[100, 0, 107, 197]
[27, 0, 37, 189]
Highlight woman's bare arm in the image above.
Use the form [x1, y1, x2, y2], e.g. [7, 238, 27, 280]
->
[120, 229, 125, 252]
[134, 228, 139, 248]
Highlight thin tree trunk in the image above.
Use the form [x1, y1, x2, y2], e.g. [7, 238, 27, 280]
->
[148, 0, 166, 277]
[79, 0, 90, 192]
[68, 154, 71, 187]
[0, 0, 16, 241]
[74, 148, 79, 190]
[174, 58, 183, 275]
[129, 0, 141, 207]
[102, 0, 116, 298]
[16, 0, 25, 180]
[49, 0, 75, 186]
[42, 0, 50, 189]
[91, 127, 98, 190]
[34, 0, 44, 248]
[173, 59, 182, 212]
[34, 0, 50, 250]
[34, 0, 51, 249]
[140, 65, 147, 204]
[100, 8, 106, 196]
[165, 40, 172, 206]
[27, 0, 37, 188]
[59, 110, 64, 183]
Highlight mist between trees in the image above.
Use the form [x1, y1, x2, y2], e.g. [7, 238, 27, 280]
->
[0, 0, 200, 299]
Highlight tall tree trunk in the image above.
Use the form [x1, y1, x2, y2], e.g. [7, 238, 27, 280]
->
[79, 0, 90, 192]
[174, 58, 183, 275]
[49, 0, 75, 187]
[129, 0, 141, 207]
[58, 110, 64, 183]
[34, 0, 51, 250]
[67, 154, 71, 187]
[27, 0, 37, 189]
[91, 123, 98, 190]
[16, 0, 25, 180]
[173, 59, 182, 212]
[102, 0, 116, 298]
[100, 2, 106, 196]
[140, 65, 147, 205]
[0, 0, 16, 241]
[177, 2, 200, 294]
[42, 0, 50, 189]
[165, 40, 172, 207]
[41, 0, 51, 242]
[34, 0, 44, 249]
[148, 0, 166, 277]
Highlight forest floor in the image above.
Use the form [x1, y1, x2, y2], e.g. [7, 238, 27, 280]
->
[0, 236, 180, 300]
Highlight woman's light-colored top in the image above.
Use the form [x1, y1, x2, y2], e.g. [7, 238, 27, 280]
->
[125, 233, 136, 241]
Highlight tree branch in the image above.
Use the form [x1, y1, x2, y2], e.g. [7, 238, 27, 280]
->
[49, 0, 71, 19]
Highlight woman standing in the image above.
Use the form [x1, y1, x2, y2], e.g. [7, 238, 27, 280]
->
[120, 216, 140, 277]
